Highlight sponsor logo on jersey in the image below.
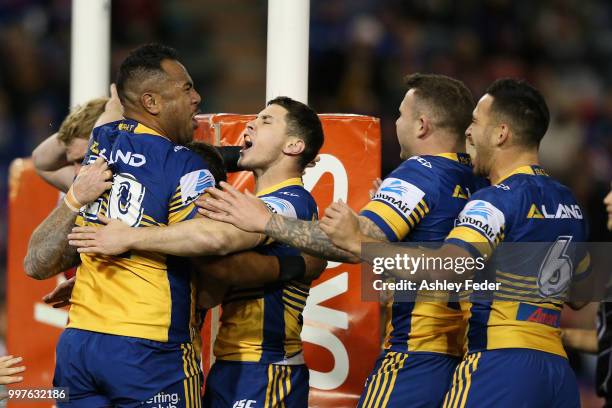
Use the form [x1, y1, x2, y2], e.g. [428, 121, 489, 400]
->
[261, 196, 298, 219]
[373, 177, 425, 216]
[457, 200, 505, 242]
[516, 303, 561, 328]
[527, 203, 583, 219]
[110, 149, 147, 168]
[180, 169, 215, 205]
[408, 156, 433, 168]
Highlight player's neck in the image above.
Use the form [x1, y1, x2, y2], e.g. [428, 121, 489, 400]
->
[124, 110, 170, 141]
[413, 134, 466, 156]
[253, 164, 301, 194]
[489, 149, 540, 184]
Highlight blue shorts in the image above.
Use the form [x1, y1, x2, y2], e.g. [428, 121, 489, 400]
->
[53, 328, 203, 408]
[357, 351, 460, 408]
[203, 360, 309, 408]
[442, 349, 580, 408]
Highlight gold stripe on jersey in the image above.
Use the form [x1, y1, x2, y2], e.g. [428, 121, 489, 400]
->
[168, 202, 197, 225]
[406, 303, 465, 356]
[446, 226, 492, 257]
[213, 298, 265, 361]
[361, 201, 411, 240]
[497, 271, 536, 282]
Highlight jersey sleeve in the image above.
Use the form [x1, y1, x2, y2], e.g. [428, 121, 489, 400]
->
[360, 161, 436, 242]
[445, 187, 508, 258]
[168, 150, 216, 224]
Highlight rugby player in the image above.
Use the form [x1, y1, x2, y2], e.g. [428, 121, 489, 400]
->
[198, 74, 482, 407]
[25, 43, 217, 407]
[322, 79, 589, 407]
[68, 97, 326, 407]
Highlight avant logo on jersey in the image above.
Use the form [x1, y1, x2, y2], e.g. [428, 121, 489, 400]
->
[457, 200, 505, 242]
[180, 169, 215, 205]
[373, 178, 425, 216]
[261, 196, 298, 219]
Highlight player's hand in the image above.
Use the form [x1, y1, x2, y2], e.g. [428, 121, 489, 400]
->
[196, 181, 271, 233]
[0, 355, 25, 387]
[42, 277, 76, 308]
[71, 157, 113, 205]
[68, 215, 133, 255]
[320, 200, 361, 254]
[369, 178, 382, 199]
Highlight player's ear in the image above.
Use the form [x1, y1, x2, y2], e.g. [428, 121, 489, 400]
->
[284, 138, 305, 156]
[494, 123, 510, 146]
[141, 92, 161, 115]
[416, 116, 429, 139]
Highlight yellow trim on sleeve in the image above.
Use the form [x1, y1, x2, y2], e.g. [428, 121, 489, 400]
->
[447, 226, 491, 257]
[361, 200, 411, 240]
[169, 202, 196, 224]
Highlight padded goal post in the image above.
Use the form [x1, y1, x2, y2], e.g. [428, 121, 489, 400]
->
[6, 113, 382, 408]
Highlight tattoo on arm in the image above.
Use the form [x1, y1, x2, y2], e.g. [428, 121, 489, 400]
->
[24, 203, 81, 280]
[358, 216, 389, 241]
[264, 215, 359, 263]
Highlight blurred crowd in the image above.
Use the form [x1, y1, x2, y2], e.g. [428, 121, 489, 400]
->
[0, 0, 611, 403]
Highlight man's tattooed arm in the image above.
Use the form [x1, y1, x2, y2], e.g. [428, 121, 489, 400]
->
[24, 202, 81, 280]
[358, 216, 389, 241]
[264, 214, 390, 263]
[264, 215, 361, 263]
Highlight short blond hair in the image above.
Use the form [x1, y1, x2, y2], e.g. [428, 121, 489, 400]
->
[57, 97, 108, 145]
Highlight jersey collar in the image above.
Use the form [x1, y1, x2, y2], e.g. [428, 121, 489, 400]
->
[434, 152, 472, 166]
[494, 165, 548, 185]
[256, 177, 303, 197]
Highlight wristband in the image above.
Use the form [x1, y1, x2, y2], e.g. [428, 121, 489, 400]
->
[216, 146, 242, 173]
[64, 187, 84, 213]
[276, 255, 306, 282]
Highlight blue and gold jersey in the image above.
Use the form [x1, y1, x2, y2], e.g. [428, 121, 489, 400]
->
[68, 119, 215, 344]
[446, 165, 589, 357]
[361, 153, 486, 356]
[213, 178, 318, 364]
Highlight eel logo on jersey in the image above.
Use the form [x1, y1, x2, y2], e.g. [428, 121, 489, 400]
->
[457, 200, 505, 242]
[180, 169, 215, 205]
[261, 196, 298, 219]
[108, 173, 145, 227]
[373, 177, 425, 216]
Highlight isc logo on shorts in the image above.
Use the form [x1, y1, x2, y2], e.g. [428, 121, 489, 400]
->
[232, 400, 257, 408]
